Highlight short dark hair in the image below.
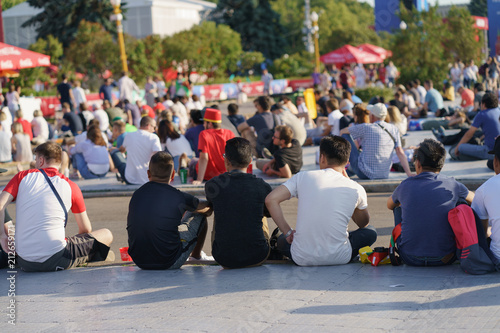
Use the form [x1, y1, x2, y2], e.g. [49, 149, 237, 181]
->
[414, 139, 446, 172]
[227, 103, 239, 115]
[275, 125, 294, 145]
[190, 109, 203, 125]
[149, 151, 174, 180]
[140, 116, 155, 128]
[424, 80, 433, 87]
[256, 96, 270, 111]
[482, 91, 499, 109]
[474, 82, 484, 92]
[224, 137, 252, 168]
[34, 142, 62, 164]
[319, 135, 351, 166]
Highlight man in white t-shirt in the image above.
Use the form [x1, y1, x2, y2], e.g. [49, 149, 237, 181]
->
[471, 137, 500, 261]
[111, 116, 162, 185]
[0, 142, 113, 272]
[265, 135, 377, 266]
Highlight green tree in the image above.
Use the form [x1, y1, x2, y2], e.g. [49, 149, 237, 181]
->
[162, 21, 242, 79]
[444, 7, 483, 63]
[64, 21, 119, 90]
[28, 35, 64, 66]
[22, 0, 123, 47]
[2, 0, 26, 10]
[270, 52, 314, 79]
[391, 5, 450, 86]
[468, 0, 487, 17]
[210, 0, 287, 59]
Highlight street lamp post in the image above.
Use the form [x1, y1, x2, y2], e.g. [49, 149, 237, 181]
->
[311, 11, 320, 72]
[110, 0, 128, 73]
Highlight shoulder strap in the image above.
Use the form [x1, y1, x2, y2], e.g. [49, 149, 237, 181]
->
[40, 169, 68, 228]
[377, 123, 397, 145]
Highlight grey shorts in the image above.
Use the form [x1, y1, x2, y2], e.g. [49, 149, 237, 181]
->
[169, 211, 207, 269]
[18, 234, 110, 272]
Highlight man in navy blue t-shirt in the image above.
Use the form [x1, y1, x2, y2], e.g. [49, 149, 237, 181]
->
[454, 91, 500, 161]
[387, 139, 474, 266]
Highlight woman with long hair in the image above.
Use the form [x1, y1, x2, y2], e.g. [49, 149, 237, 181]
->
[70, 125, 113, 179]
[157, 119, 194, 173]
[11, 122, 32, 162]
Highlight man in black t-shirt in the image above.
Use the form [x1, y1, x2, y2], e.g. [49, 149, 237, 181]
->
[256, 125, 303, 178]
[57, 74, 75, 111]
[127, 152, 212, 270]
[206, 138, 272, 268]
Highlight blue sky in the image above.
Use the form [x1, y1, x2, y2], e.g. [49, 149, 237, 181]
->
[358, 0, 470, 6]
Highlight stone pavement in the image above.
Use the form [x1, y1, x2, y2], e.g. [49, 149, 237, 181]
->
[1, 262, 499, 332]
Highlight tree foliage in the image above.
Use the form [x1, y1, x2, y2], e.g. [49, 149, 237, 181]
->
[391, 5, 482, 87]
[2, 0, 26, 10]
[29, 35, 64, 66]
[22, 0, 123, 47]
[468, 0, 487, 17]
[210, 0, 287, 59]
[270, 52, 315, 79]
[162, 21, 242, 77]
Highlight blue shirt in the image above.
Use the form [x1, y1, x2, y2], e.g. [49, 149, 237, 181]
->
[185, 124, 204, 157]
[424, 88, 444, 113]
[392, 172, 469, 257]
[471, 107, 500, 150]
[99, 83, 116, 102]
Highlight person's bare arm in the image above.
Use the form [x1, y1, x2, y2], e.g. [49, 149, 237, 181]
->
[454, 126, 477, 156]
[465, 191, 475, 205]
[387, 195, 399, 210]
[74, 211, 92, 235]
[321, 124, 332, 136]
[395, 146, 413, 177]
[193, 152, 209, 185]
[195, 200, 213, 217]
[265, 185, 295, 243]
[262, 159, 275, 173]
[339, 127, 350, 135]
[237, 121, 250, 133]
[351, 208, 370, 229]
[69, 89, 76, 105]
[119, 145, 126, 153]
[268, 164, 292, 178]
[0, 192, 14, 252]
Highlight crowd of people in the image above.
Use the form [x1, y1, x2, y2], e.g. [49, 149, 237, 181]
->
[0, 62, 500, 272]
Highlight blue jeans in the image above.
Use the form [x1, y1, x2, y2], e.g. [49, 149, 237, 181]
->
[72, 153, 107, 179]
[342, 134, 369, 179]
[276, 225, 377, 263]
[393, 207, 456, 266]
[458, 144, 491, 161]
[111, 150, 132, 184]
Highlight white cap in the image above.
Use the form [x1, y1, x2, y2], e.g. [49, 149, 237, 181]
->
[367, 103, 388, 119]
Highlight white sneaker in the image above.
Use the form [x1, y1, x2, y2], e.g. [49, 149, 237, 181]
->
[188, 251, 214, 261]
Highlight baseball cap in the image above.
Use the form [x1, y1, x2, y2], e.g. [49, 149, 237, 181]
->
[488, 136, 500, 156]
[367, 103, 388, 119]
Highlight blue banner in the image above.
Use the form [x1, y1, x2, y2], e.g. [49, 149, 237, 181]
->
[375, 0, 428, 33]
[488, 0, 500, 57]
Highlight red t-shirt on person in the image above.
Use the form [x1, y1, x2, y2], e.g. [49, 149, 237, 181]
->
[196, 128, 235, 181]
[460, 88, 475, 108]
[16, 118, 33, 140]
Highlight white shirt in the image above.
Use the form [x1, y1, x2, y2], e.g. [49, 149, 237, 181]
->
[417, 86, 427, 102]
[471, 173, 500, 260]
[72, 87, 87, 106]
[166, 135, 193, 157]
[284, 169, 368, 266]
[0, 130, 12, 162]
[386, 65, 398, 78]
[118, 75, 139, 101]
[31, 116, 49, 140]
[450, 67, 462, 81]
[93, 109, 110, 132]
[123, 129, 162, 185]
[70, 139, 110, 174]
[327, 110, 343, 136]
[1, 107, 12, 130]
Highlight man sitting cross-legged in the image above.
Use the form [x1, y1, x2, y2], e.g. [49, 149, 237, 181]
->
[265, 135, 377, 266]
[127, 151, 212, 270]
[206, 137, 273, 268]
[387, 139, 474, 266]
[0, 142, 113, 272]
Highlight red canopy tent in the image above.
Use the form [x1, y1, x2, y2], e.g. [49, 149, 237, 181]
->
[357, 43, 393, 60]
[320, 45, 383, 65]
[0, 42, 51, 71]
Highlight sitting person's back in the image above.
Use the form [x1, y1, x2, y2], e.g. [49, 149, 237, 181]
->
[388, 139, 474, 266]
[127, 152, 211, 269]
[206, 138, 272, 268]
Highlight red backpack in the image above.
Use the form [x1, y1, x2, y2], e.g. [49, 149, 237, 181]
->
[448, 204, 500, 275]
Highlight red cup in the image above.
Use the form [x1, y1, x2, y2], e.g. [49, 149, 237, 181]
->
[119, 247, 133, 262]
[247, 163, 253, 174]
